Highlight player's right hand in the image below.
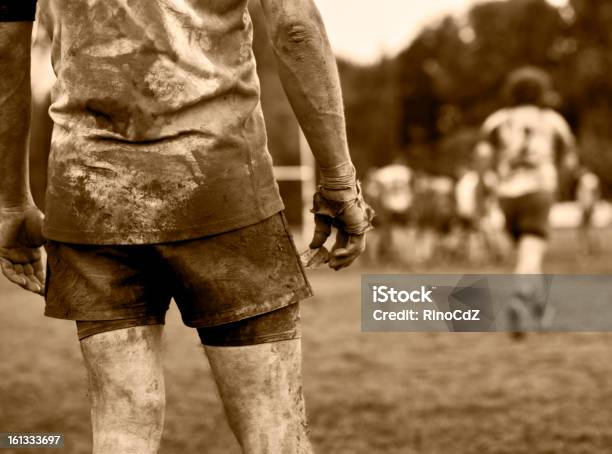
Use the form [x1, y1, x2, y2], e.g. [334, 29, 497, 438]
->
[0, 206, 46, 295]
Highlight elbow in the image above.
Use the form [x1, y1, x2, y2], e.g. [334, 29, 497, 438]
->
[281, 21, 314, 45]
[272, 16, 325, 52]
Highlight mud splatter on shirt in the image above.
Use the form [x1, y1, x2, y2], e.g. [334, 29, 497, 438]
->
[38, 0, 283, 244]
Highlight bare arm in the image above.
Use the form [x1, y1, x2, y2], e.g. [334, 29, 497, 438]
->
[259, 0, 350, 171]
[0, 22, 34, 207]
[259, 0, 373, 269]
[0, 21, 45, 294]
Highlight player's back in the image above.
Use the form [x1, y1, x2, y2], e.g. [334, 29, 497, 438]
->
[39, 0, 258, 142]
[37, 0, 283, 245]
[482, 105, 573, 197]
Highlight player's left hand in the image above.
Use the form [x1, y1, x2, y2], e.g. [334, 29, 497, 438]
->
[0, 206, 46, 295]
[309, 183, 375, 270]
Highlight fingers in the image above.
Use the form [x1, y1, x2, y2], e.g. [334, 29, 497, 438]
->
[1, 259, 26, 286]
[299, 246, 329, 269]
[23, 262, 45, 292]
[33, 259, 46, 289]
[310, 214, 332, 249]
[0, 245, 42, 264]
[0, 258, 44, 295]
[329, 233, 366, 270]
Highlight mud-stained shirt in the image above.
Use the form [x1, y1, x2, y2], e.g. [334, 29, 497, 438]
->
[36, 0, 283, 244]
[480, 105, 574, 198]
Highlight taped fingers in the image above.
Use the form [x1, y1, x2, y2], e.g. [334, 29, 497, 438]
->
[309, 213, 332, 249]
[310, 181, 375, 270]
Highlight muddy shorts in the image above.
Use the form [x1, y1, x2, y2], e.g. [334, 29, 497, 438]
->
[499, 192, 553, 241]
[44, 212, 313, 346]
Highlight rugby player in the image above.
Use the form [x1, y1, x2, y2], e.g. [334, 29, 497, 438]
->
[363, 162, 413, 265]
[454, 164, 502, 263]
[475, 67, 576, 335]
[0, 0, 373, 452]
[576, 168, 601, 255]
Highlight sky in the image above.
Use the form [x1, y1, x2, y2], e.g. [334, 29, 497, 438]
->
[313, 0, 482, 64]
[314, 0, 568, 64]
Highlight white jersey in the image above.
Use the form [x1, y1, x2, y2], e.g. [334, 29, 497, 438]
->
[481, 106, 574, 198]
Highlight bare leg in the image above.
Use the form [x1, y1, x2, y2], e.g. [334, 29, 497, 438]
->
[515, 234, 546, 274]
[206, 339, 313, 454]
[508, 235, 549, 337]
[80, 325, 165, 454]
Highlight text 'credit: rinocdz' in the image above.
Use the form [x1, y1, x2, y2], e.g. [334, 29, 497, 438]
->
[361, 274, 612, 332]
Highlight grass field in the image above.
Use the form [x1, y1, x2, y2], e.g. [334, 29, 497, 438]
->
[1, 228, 612, 454]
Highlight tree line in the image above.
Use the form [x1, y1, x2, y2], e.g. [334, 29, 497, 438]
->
[252, 0, 612, 203]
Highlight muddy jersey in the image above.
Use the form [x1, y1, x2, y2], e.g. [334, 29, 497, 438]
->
[481, 106, 574, 198]
[35, 0, 283, 244]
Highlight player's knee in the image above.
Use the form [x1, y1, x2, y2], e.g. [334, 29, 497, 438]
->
[513, 275, 548, 309]
[94, 375, 165, 415]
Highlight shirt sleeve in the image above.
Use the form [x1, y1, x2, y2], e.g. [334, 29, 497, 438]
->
[0, 0, 37, 22]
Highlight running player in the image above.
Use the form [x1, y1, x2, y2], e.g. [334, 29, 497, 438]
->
[0, 1, 373, 452]
[576, 168, 601, 255]
[475, 67, 576, 336]
[454, 163, 502, 263]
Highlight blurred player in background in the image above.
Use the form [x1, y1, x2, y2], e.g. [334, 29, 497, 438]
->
[364, 161, 413, 265]
[476, 67, 577, 336]
[453, 164, 501, 263]
[576, 168, 601, 255]
[412, 174, 455, 264]
[0, 0, 373, 452]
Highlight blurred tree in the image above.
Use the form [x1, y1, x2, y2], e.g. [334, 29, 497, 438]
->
[338, 58, 400, 173]
[564, 0, 612, 195]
